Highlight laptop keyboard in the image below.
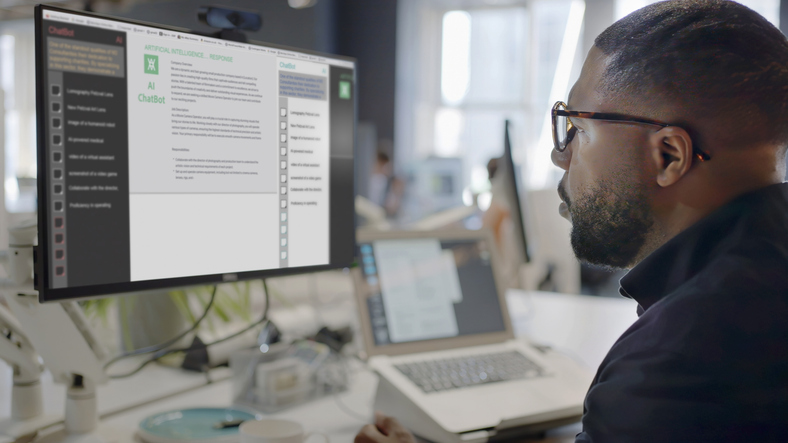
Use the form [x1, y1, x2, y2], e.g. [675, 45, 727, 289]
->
[395, 351, 545, 394]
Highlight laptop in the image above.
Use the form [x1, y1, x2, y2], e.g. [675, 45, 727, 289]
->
[353, 228, 592, 443]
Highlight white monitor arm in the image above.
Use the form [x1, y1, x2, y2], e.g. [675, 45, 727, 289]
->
[0, 302, 41, 391]
[0, 303, 58, 439]
[0, 220, 60, 440]
[0, 221, 109, 443]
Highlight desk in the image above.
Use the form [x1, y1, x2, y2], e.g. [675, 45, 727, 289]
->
[506, 291, 639, 370]
[5, 291, 639, 443]
[0, 361, 232, 421]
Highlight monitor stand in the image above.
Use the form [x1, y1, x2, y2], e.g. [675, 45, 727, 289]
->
[0, 300, 61, 441]
[1, 223, 112, 443]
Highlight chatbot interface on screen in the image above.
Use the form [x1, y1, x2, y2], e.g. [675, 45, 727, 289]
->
[41, 10, 354, 289]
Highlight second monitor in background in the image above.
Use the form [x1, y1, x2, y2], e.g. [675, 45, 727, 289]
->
[488, 120, 580, 294]
[484, 120, 532, 288]
[499, 119, 531, 264]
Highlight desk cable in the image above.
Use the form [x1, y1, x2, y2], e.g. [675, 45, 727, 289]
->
[108, 279, 271, 379]
[103, 285, 218, 374]
[331, 353, 373, 423]
[333, 390, 370, 423]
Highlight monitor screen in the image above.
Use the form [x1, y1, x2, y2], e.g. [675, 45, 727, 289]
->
[35, 6, 356, 302]
[356, 237, 507, 346]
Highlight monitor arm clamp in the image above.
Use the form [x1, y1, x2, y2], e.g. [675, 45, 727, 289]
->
[0, 222, 110, 443]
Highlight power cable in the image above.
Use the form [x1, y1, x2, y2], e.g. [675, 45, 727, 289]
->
[109, 279, 270, 379]
[103, 285, 218, 371]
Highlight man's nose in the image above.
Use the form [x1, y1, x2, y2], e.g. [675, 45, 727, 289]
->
[551, 146, 571, 171]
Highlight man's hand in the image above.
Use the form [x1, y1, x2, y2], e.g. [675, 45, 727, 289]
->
[355, 412, 417, 443]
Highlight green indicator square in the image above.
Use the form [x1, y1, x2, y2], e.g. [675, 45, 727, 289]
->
[339, 81, 351, 100]
[144, 54, 158, 75]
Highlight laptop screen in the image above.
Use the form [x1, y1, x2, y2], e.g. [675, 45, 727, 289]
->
[356, 237, 507, 346]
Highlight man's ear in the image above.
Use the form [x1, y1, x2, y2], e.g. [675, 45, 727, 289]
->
[648, 126, 693, 188]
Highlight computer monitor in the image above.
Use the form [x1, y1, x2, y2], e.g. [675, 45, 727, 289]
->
[412, 156, 465, 216]
[498, 120, 531, 263]
[34, 5, 356, 302]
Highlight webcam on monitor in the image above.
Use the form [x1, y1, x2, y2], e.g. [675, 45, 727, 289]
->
[198, 6, 261, 41]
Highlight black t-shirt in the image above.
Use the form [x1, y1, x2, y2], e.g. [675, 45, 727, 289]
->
[576, 183, 788, 442]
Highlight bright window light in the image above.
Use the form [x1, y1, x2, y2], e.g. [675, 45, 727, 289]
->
[736, 0, 779, 27]
[470, 164, 490, 194]
[0, 35, 13, 103]
[434, 107, 464, 157]
[477, 191, 492, 211]
[2, 35, 17, 208]
[462, 186, 474, 207]
[4, 112, 20, 205]
[533, 0, 584, 189]
[441, 11, 471, 105]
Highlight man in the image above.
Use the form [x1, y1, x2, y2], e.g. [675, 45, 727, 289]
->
[356, 0, 788, 441]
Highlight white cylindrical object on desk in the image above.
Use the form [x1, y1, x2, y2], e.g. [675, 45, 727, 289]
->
[65, 384, 98, 435]
[11, 380, 42, 420]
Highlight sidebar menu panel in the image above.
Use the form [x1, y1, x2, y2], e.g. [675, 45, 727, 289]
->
[43, 21, 130, 288]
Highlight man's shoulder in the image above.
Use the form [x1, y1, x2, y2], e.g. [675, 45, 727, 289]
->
[696, 238, 788, 298]
[597, 184, 788, 374]
[617, 246, 788, 365]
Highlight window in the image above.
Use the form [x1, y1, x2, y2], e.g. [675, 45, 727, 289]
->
[396, 0, 584, 218]
[433, 6, 529, 186]
[1, 20, 36, 214]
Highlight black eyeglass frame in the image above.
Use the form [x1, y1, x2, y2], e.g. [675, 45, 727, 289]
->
[551, 101, 711, 162]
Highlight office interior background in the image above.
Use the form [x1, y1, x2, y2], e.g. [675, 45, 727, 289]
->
[0, 2, 786, 440]
[0, 0, 786, 312]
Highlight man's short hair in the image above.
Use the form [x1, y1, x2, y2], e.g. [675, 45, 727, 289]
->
[594, 0, 788, 149]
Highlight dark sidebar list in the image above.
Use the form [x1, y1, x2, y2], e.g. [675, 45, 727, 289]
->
[43, 20, 130, 289]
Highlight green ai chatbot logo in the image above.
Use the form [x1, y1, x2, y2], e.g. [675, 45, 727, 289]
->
[144, 54, 158, 75]
[339, 81, 351, 100]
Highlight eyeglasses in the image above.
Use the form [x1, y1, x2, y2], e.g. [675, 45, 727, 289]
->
[551, 101, 711, 162]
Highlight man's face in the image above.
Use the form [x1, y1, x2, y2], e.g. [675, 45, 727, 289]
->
[551, 47, 656, 270]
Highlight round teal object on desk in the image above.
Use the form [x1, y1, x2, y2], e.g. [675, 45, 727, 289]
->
[138, 407, 258, 443]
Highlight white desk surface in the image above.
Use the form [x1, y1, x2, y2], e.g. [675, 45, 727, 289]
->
[3, 290, 639, 443]
[506, 291, 639, 371]
[0, 359, 233, 420]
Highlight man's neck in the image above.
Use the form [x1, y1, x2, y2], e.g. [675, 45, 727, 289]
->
[634, 157, 784, 267]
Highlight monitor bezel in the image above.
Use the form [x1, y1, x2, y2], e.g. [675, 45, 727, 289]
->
[35, 4, 357, 302]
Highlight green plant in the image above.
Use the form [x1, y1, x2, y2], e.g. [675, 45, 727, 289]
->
[169, 282, 254, 331]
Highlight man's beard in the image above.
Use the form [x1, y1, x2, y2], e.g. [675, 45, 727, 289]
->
[558, 175, 654, 270]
